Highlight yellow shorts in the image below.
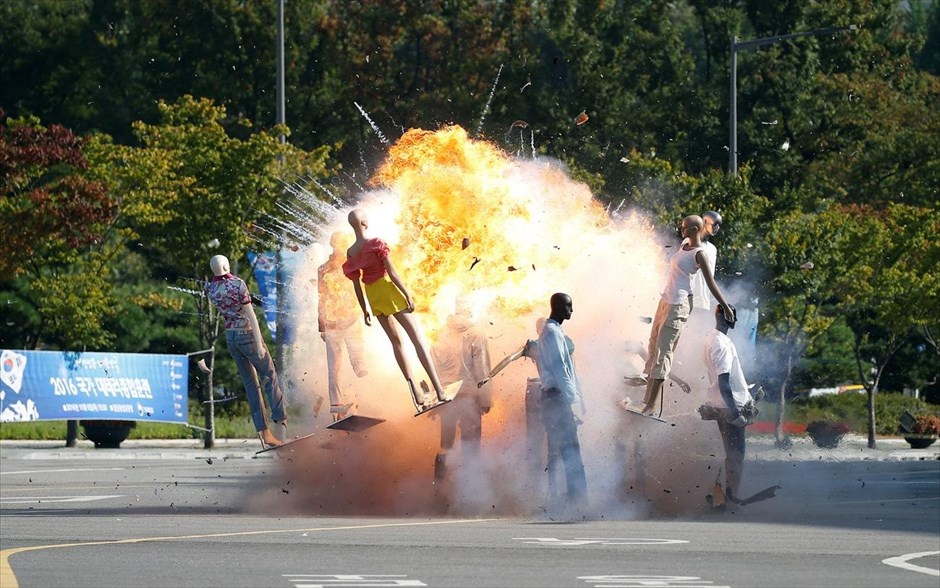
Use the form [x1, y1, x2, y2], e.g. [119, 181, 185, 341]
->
[364, 275, 409, 317]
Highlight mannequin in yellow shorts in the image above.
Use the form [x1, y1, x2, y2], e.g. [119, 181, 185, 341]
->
[342, 209, 457, 409]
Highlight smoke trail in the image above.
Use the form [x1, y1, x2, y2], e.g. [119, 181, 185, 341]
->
[354, 101, 389, 145]
[475, 63, 504, 138]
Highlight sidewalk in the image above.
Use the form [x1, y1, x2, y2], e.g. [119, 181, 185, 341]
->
[747, 433, 939, 462]
[0, 438, 268, 461]
[0, 434, 937, 462]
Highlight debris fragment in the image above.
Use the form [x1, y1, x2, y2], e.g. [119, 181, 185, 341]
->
[574, 111, 589, 125]
[800, 261, 814, 270]
[780, 140, 790, 151]
[507, 266, 518, 272]
[469, 257, 481, 270]
[619, 157, 630, 163]
[461, 237, 470, 250]
[206, 458, 213, 465]
[639, 316, 652, 324]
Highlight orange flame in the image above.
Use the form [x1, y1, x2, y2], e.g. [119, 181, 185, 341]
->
[372, 125, 613, 325]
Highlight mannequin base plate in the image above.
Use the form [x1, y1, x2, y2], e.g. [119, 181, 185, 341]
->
[326, 414, 386, 432]
[255, 432, 318, 454]
[414, 398, 452, 416]
[621, 406, 667, 423]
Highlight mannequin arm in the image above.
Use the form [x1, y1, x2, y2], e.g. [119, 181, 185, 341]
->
[697, 250, 733, 322]
[383, 257, 413, 310]
[477, 344, 526, 387]
[351, 280, 371, 326]
[241, 303, 265, 359]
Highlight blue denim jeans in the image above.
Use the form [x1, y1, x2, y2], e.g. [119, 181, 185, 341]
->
[226, 329, 285, 431]
[540, 388, 587, 504]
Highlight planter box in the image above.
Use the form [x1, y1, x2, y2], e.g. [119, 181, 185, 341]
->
[80, 420, 136, 449]
[904, 435, 937, 449]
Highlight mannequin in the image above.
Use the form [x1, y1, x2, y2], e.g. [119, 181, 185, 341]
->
[205, 254, 286, 448]
[342, 209, 459, 410]
[319, 231, 368, 421]
[639, 216, 734, 416]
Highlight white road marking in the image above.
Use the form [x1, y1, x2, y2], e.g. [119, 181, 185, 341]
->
[0, 495, 124, 504]
[0, 467, 125, 476]
[580, 575, 729, 587]
[882, 551, 940, 577]
[515, 537, 689, 546]
[283, 575, 426, 587]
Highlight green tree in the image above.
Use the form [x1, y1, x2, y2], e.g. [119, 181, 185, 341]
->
[0, 113, 118, 349]
[839, 204, 940, 447]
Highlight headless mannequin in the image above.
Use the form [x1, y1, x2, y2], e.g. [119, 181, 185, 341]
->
[344, 209, 453, 407]
[208, 255, 285, 448]
[641, 216, 734, 415]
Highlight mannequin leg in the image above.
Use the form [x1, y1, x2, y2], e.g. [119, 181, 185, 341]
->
[641, 379, 665, 414]
[226, 332, 266, 432]
[394, 311, 447, 400]
[375, 314, 414, 380]
[376, 314, 428, 405]
[324, 329, 346, 407]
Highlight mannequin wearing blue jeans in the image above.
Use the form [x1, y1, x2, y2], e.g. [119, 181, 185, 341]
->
[205, 255, 286, 448]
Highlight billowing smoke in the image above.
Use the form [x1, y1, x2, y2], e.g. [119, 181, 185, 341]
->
[248, 126, 742, 518]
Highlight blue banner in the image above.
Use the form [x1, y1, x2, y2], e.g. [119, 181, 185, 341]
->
[0, 350, 188, 423]
[248, 250, 298, 344]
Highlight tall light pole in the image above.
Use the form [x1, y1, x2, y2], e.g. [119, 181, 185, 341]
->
[274, 0, 286, 376]
[276, 0, 286, 144]
[729, 25, 858, 176]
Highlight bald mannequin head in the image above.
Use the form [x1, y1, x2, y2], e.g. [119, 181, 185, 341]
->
[549, 292, 573, 324]
[347, 209, 369, 236]
[681, 215, 703, 240]
[209, 255, 230, 276]
[703, 210, 722, 238]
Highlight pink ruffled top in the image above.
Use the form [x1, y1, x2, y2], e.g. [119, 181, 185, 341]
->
[342, 238, 390, 285]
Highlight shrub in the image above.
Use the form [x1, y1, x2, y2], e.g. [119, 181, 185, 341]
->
[912, 414, 940, 436]
[806, 420, 851, 448]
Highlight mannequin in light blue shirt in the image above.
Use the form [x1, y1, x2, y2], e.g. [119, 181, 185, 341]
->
[536, 293, 587, 508]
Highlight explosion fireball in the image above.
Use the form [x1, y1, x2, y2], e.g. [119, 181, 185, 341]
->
[267, 125, 715, 518]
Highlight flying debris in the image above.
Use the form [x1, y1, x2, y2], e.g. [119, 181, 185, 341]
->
[507, 266, 518, 272]
[461, 237, 471, 250]
[800, 261, 815, 270]
[780, 140, 790, 151]
[574, 111, 589, 126]
[469, 257, 481, 271]
[619, 157, 630, 163]
[761, 120, 778, 125]
[520, 82, 531, 92]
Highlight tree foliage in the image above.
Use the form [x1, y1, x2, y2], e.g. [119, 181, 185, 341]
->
[0, 0, 937, 419]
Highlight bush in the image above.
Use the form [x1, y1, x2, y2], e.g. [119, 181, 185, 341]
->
[788, 392, 933, 435]
[912, 414, 940, 436]
[806, 420, 851, 448]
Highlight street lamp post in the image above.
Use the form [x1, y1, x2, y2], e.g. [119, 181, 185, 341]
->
[276, 0, 286, 144]
[729, 25, 858, 176]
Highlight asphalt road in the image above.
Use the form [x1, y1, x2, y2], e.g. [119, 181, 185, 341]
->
[1, 443, 938, 588]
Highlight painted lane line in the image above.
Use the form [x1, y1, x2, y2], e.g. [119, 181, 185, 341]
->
[0, 495, 124, 504]
[0, 518, 498, 588]
[2, 485, 152, 493]
[0, 467, 125, 476]
[882, 551, 940, 577]
[580, 575, 728, 587]
[284, 574, 426, 587]
[514, 537, 689, 546]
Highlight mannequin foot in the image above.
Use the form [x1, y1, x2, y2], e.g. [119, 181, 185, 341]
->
[331, 403, 354, 421]
[437, 380, 463, 402]
[409, 380, 431, 407]
[259, 429, 282, 448]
